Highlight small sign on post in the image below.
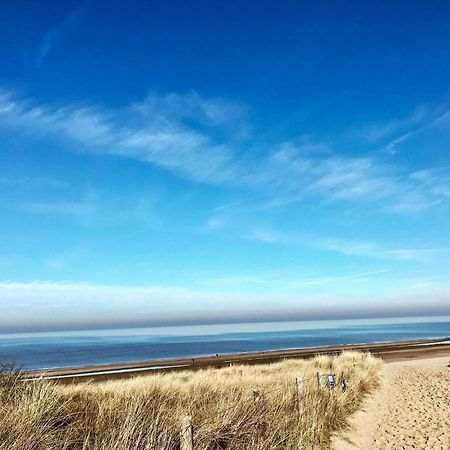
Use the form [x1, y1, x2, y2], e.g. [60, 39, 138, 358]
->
[327, 373, 336, 389]
[180, 415, 193, 450]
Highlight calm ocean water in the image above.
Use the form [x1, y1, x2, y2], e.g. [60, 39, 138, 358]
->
[0, 316, 449, 371]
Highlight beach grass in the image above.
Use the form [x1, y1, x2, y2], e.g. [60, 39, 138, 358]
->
[0, 351, 382, 450]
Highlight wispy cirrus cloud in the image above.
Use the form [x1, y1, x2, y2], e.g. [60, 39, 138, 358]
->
[378, 106, 450, 155]
[244, 145, 450, 212]
[351, 106, 429, 143]
[410, 167, 450, 199]
[244, 227, 450, 262]
[0, 175, 69, 189]
[311, 236, 450, 261]
[247, 228, 279, 243]
[286, 269, 389, 287]
[1, 89, 450, 214]
[197, 268, 389, 290]
[350, 104, 450, 155]
[380, 246, 450, 260]
[131, 91, 249, 127]
[207, 200, 250, 213]
[22, 197, 97, 217]
[0, 90, 235, 184]
[35, 3, 88, 65]
[203, 216, 227, 231]
[350, 104, 449, 143]
[0, 185, 159, 227]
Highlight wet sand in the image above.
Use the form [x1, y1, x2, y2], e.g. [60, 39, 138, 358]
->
[27, 337, 450, 382]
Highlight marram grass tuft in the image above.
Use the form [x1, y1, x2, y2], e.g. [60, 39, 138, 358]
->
[0, 352, 382, 450]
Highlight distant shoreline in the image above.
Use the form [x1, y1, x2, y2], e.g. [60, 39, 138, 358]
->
[26, 336, 450, 382]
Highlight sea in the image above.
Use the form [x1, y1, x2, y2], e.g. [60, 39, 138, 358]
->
[0, 315, 449, 372]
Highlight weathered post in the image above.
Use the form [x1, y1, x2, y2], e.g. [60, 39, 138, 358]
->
[180, 415, 193, 450]
[253, 389, 266, 441]
[157, 429, 170, 449]
[295, 376, 304, 418]
[253, 389, 266, 411]
[316, 372, 321, 391]
[342, 378, 350, 391]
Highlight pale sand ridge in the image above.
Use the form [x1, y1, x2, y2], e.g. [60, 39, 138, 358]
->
[334, 356, 450, 450]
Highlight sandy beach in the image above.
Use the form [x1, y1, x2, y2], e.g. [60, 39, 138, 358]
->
[28, 337, 450, 381]
[333, 354, 450, 450]
[17, 337, 450, 448]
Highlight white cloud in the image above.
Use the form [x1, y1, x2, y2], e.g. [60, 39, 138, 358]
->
[286, 269, 389, 287]
[207, 200, 249, 213]
[348, 104, 450, 157]
[1, 280, 449, 331]
[383, 130, 415, 155]
[381, 247, 450, 260]
[246, 146, 447, 212]
[198, 267, 389, 290]
[247, 228, 279, 243]
[307, 157, 390, 200]
[203, 216, 227, 231]
[299, 234, 450, 261]
[352, 106, 428, 143]
[0, 187, 101, 218]
[0, 91, 236, 185]
[0, 176, 68, 189]
[307, 236, 382, 257]
[238, 227, 450, 261]
[25, 197, 96, 217]
[35, 4, 88, 65]
[1, 90, 449, 214]
[132, 91, 248, 126]
[382, 107, 450, 154]
[410, 167, 450, 199]
[0, 187, 160, 227]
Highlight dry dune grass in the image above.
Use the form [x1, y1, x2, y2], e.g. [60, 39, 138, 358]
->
[0, 351, 382, 450]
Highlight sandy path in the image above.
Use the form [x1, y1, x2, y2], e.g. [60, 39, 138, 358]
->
[334, 356, 450, 450]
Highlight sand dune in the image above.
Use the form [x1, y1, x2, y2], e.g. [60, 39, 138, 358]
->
[334, 356, 450, 450]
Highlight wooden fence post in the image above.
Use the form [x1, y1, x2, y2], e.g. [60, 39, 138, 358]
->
[252, 389, 266, 440]
[180, 415, 193, 450]
[342, 377, 350, 392]
[253, 389, 266, 411]
[316, 372, 321, 391]
[157, 429, 169, 449]
[295, 376, 304, 418]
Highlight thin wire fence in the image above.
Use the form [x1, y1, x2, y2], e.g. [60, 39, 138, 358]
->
[176, 370, 353, 450]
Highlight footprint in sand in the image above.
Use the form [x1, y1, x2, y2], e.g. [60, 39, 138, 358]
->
[333, 356, 450, 450]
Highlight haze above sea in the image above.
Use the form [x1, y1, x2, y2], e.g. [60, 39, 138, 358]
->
[1, 315, 450, 371]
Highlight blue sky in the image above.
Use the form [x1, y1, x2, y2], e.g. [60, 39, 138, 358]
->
[0, 0, 450, 332]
